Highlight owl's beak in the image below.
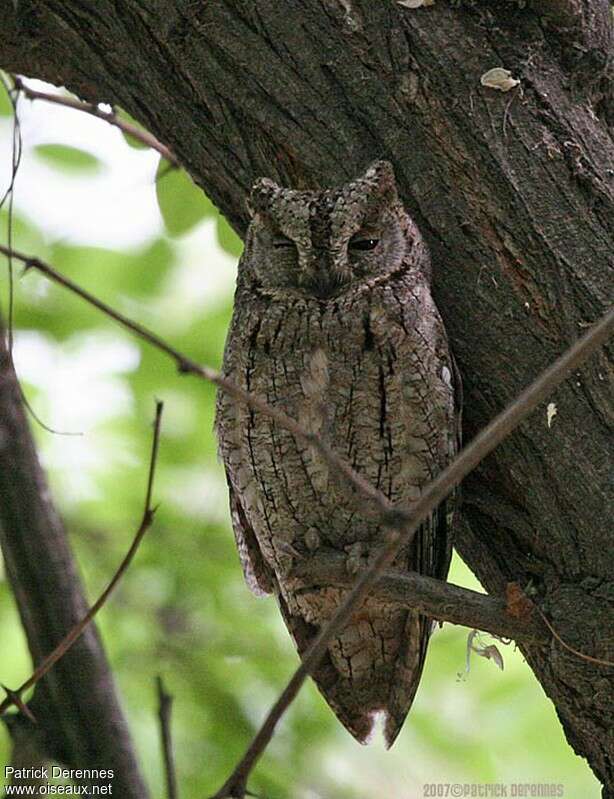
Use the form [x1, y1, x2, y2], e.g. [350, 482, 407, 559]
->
[305, 250, 344, 299]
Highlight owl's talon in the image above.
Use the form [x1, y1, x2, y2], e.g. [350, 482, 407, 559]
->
[278, 541, 303, 559]
[345, 542, 369, 575]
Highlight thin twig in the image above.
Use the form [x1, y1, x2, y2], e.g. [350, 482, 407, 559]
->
[12, 76, 180, 168]
[1, 74, 82, 436]
[0, 400, 164, 717]
[0, 243, 611, 797]
[0, 73, 22, 213]
[0, 73, 20, 354]
[536, 607, 614, 668]
[156, 676, 179, 799]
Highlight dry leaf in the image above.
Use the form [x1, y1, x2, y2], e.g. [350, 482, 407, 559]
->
[478, 644, 505, 671]
[397, 0, 435, 8]
[506, 581, 534, 620]
[480, 67, 520, 92]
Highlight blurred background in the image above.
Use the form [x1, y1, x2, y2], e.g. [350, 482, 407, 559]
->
[0, 80, 599, 798]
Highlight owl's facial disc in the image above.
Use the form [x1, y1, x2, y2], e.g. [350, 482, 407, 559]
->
[246, 162, 409, 298]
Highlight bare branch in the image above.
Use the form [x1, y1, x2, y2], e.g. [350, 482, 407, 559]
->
[12, 76, 179, 168]
[0, 316, 150, 796]
[156, 677, 179, 799]
[0, 400, 164, 717]
[292, 551, 547, 644]
[1, 243, 611, 797]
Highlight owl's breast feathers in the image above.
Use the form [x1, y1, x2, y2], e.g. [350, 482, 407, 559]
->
[216, 265, 459, 746]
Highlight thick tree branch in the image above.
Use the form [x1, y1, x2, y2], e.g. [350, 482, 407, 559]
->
[293, 551, 547, 644]
[0, 322, 149, 798]
[530, 0, 613, 70]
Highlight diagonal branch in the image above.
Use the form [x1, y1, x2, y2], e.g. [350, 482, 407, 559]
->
[210, 306, 614, 799]
[0, 244, 388, 517]
[1, 243, 612, 797]
[11, 76, 179, 167]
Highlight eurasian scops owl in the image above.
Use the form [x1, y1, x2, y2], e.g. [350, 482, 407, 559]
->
[215, 161, 459, 746]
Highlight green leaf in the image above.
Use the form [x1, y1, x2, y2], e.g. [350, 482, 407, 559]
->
[116, 108, 149, 150]
[34, 144, 102, 173]
[216, 215, 243, 258]
[0, 209, 48, 256]
[156, 160, 214, 236]
[0, 84, 12, 117]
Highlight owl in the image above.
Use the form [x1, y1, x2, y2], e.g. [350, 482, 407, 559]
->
[215, 161, 459, 747]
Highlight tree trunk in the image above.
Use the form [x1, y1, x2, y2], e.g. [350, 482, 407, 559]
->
[1, 0, 612, 792]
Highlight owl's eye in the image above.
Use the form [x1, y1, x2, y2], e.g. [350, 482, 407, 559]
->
[349, 238, 379, 252]
[273, 236, 295, 249]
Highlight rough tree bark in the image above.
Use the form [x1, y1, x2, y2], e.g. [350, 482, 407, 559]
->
[0, 0, 612, 794]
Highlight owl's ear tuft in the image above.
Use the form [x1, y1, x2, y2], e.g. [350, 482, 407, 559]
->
[363, 160, 396, 185]
[362, 161, 397, 194]
[360, 160, 399, 206]
[248, 177, 280, 217]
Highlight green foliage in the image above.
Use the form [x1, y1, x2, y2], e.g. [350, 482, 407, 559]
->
[116, 109, 150, 150]
[0, 86, 11, 117]
[34, 143, 103, 173]
[156, 160, 215, 236]
[0, 113, 599, 799]
[216, 215, 243, 258]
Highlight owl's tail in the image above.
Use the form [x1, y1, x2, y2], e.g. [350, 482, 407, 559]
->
[278, 591, 431, 747]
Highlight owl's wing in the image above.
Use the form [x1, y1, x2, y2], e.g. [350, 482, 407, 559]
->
[382, 349, 462, 745]
[226, 475, 274, 596]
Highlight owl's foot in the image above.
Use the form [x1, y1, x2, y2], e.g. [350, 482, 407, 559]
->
[276, 541, 304, 578]
[344, 542, 370, 574]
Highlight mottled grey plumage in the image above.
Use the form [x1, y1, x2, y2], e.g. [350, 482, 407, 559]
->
[215, 161, 459, 746]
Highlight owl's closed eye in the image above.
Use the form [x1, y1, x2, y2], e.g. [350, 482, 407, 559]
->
[244, 161, 409, 298]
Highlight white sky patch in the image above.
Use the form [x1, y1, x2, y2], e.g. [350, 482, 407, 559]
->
[13, 329, 141, 503]
[14, 328, 139, 424]
[160, 465, 229, 523]
[0, 79, 161, 248]
[151, 218, 237, 330]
